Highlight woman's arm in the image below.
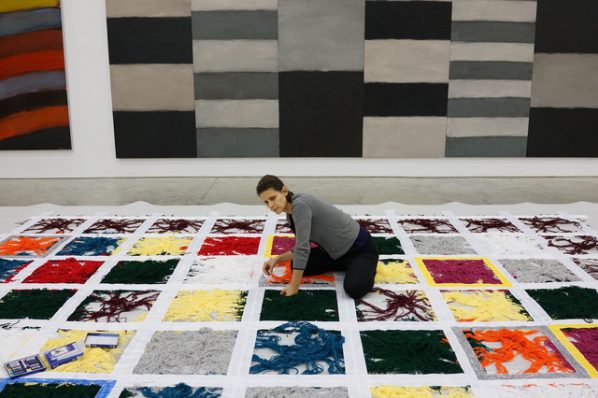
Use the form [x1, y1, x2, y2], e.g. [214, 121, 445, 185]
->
[262, 250, 293, 275]
[262, 250, 302, 296]
[280, 202, 312, 296]
[276, 250, 293, 263]
[281, 268, 303, 296]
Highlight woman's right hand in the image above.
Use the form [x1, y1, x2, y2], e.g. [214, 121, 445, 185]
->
[263, 256, 279, 276]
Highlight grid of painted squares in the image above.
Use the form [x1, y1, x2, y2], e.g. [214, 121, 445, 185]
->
[0, 213, 598, 397]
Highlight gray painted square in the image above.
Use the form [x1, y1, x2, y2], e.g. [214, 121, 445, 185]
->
[194, 72, 278, 99]
[452, 21, 536, 43]
[448, 98, 531, 118]
[197, 128, 279, 156]
[450, 61, 533, 80]
[278, 0, 365, 71]
[531, 54, 598, 108]
[410, 235, 476, 255]
[445, 136, 527, 157]
[451, 326, 588, 380]
[192, 10, 278, 40]
[193, 40, 278, 72]
[363, 117, 446, 157]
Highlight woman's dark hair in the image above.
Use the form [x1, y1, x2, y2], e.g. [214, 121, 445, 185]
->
[256, 175, 293, 202]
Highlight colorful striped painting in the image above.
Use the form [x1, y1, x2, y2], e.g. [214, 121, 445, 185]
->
[0, 0, 71, 150]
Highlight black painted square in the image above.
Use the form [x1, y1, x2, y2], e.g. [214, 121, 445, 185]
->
[527, 108, 598, 157]
[364, 83, 448, 116]
[535, 0, 598, 54]
[365, 1, 452, 40]
[279, 71, 364, 157]
[107, 17, 193, 64]
[113, 111, 197, 158]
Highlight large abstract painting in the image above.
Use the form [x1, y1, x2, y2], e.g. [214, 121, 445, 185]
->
[0, 0, 71, 150]
[107, 0, 598, 158]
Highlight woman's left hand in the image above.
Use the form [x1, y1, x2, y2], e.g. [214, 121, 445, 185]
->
[280, 285, 299, 296]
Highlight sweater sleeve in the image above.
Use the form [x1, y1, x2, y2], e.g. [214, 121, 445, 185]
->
[291, 201, 312, 270]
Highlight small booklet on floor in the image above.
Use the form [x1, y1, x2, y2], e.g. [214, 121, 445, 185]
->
[4, 354, 46, 378]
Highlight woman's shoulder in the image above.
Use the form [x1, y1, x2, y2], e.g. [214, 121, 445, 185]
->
[292, 192, 319, 208]
[293, 192, 319, 203]
[291, 193, 321, 218]
[291, 193, 309, 211]
[293, 192, 334, 213]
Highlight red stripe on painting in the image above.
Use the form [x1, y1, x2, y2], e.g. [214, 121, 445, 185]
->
[0, 105, 69, 140]
[0, 29, 63, 58]
[0, 50, 65, 80]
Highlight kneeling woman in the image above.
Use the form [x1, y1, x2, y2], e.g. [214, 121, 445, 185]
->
[257, 175, 378, 299]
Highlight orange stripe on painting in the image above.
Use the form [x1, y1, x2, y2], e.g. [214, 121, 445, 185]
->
[0, 106, 69, 140]
[0, 51, 64, 80]
[0, 0, 60, 13]
[0, 29, 63, 58]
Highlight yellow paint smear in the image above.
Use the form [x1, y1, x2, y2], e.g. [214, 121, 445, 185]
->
[0, 0, 60, 13]
[164, 289, 245, 321]
[443, 290, 531, 322]
[126, 236, 192, 256]
[41, 329, 134, 373]
[375, 260, 418, 284]
[371, 385, 473, 398]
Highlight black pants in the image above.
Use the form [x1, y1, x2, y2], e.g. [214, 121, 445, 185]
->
[301, 233, 379, 300]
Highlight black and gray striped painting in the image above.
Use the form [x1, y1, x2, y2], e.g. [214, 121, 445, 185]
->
[363, 0, 451, 157]
[446, 0, 536, 157]
[106, 0, 195, 158]
[106, 0, 598, 158]
[192, 1, 279, 157]
[528, 0, 598, 157]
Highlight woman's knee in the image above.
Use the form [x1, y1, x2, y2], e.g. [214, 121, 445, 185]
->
[344, 278, 373, 300]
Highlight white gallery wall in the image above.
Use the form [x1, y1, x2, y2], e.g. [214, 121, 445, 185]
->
[0, 0, 597, 178]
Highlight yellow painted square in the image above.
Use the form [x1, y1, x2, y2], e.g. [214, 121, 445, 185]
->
[374, 259, 418, 284]
[126, 236, 193, 256]
[164, 289, 246, 322]
[41, 329, 134, 373]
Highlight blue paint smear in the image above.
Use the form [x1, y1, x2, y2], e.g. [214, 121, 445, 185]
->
[0, 8, 62, 37]
[0, 259, 29, 282]
[0, 71, 66, 102]
[125, 384, 222, 398]
[57, 237, 121, 256]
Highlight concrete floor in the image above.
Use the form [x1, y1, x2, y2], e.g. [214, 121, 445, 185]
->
[1, 177, 597, 206]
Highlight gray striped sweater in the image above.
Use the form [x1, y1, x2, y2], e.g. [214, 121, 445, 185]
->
[287, 192, 360, 270]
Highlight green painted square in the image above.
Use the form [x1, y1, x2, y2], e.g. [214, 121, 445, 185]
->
[101, 259, 179, 284]
[119, 385, 222, 397]
[0, 289, 75, 319]
[0, 382, 101, 398]
[527, 286, 598, 320]
[260, 290, 339, 321]
[360, 330, 462, 374]
[373, 236, 404, 255]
